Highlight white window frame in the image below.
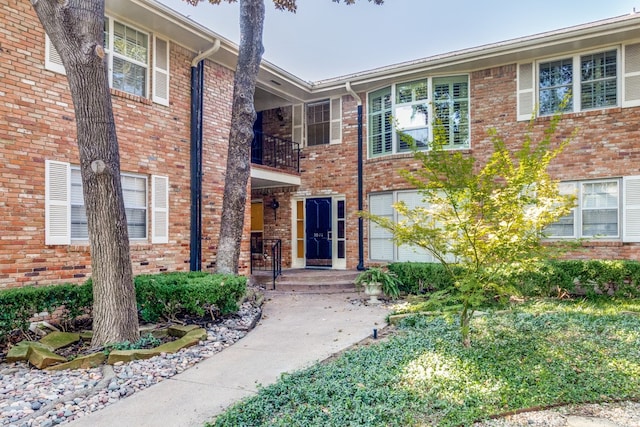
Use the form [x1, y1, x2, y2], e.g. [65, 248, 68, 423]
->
[70, 167, 148, 241]
[300, 97, 342, 147]
[536, 47, 620, 116]
[46, 161, 157, 244]
[546, 179, 621, 239]
[305, 100, 331, 147]
[120, 173, 149, 240]
[45, 17, 166, 101]
[104, 17, 150, 98]
[367, 75, 470, 158]
[368, 190, 439, 263]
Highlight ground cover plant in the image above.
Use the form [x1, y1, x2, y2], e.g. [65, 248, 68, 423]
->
[210, 298, 640, 427]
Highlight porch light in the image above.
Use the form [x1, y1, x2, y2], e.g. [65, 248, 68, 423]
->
[270, 198, 280, 220]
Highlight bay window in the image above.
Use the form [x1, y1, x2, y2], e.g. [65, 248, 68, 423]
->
[368, 75, 469, 157]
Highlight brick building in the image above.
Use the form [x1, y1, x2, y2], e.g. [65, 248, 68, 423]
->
[2, 0, 640, 288]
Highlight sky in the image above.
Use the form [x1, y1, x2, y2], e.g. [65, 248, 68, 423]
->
[157, 0, 640, 81]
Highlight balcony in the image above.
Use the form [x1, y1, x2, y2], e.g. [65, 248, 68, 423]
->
[251, 132, 301, 190]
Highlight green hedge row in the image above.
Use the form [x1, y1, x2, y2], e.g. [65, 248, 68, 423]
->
[388, 259, 640, 298]
[0, 272, 246, 343]
[135, 272, 246, 322]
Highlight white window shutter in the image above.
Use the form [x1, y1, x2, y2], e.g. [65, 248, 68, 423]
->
[45, 34, 66, 75]
[330, 97, 342, 144]
[623, 176, 640, 242]
[152, 36, 170, 106]
[517, 63, 535, 121]
[622, 43, 640, 108]
[152, 175, 169, 244]
[292, 103, 305, 146]
[45, 160, 70, 245]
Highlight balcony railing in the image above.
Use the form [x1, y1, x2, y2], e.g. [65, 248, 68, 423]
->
[251, 131, 300, 174]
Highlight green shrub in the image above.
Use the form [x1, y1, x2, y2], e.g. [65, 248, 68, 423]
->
[0, 282, 93, 343]
[135, 272, 247, 322]
[387, 260, 640, 299]
[387, 262, 455, 294]
[0, 272, 247, 344]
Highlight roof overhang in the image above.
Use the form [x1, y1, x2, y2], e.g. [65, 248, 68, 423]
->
[106, 0, 313, 110]
[105, 2, 640, 109]
[312, 13, 640, 97]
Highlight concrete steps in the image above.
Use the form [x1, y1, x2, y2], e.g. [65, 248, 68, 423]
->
[252, 269, 360, 293]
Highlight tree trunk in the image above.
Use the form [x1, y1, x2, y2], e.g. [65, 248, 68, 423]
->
[460, 303, 471, 348]
[216, 0, 265, 274]
[32, 0, 139, 346]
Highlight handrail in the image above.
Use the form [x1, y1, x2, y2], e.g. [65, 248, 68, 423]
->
[249, 238, 282, 290]
[271, 239, 282, 290]
[251, 131, 300, 174]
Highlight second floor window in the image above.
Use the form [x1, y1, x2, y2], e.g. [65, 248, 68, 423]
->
[368, 75, 470, 157]
[306, 100, 331, 146]
[539, 49, 618, 115]
[105, 18, 149, 97]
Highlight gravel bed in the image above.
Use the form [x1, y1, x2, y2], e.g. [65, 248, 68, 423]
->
[474, 400, 640, 426]
[0, 301, 261, 427]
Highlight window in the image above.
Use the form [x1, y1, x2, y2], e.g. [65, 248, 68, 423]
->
[45, 17, 171, 102]
[519, 43, 640, 120]
[298, 98, 342, 147]
[433, 76, 470, 148]
[71, 167, 148, 240]
[546, 180, 619, 239]
[539, 58, 574, 114]
[45, 161, 168, 245]
[306, 101, 330, 146]
[106, 19, 148, 97]
[368, 87, 393, 156]
[538, 49, 618, 116]
[367, 75, 469, 157]
[368, 191, 439, 262]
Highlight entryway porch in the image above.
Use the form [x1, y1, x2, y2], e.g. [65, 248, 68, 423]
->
[251, 268, 360, 293]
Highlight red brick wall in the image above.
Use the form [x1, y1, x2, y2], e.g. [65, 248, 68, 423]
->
[0, 2, 237, 288]
[361, 64, 640, 263]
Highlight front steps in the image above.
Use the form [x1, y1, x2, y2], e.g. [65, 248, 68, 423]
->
[252, 269, 360, 293]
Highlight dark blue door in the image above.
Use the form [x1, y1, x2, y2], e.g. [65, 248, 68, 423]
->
[306, 197, 332, 267]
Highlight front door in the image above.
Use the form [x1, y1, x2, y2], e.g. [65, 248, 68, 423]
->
[305, 197, 332, 267]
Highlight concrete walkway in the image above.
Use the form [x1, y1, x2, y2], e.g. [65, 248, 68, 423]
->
[67, 292, 389, 427]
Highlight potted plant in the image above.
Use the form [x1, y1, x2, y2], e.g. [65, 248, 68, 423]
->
[354, 266, 401, 304]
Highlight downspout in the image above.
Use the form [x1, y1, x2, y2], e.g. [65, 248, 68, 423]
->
[190, 40, 220, 271]
[346, 82, 366, 271]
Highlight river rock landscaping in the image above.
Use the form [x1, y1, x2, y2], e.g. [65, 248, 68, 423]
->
[0, 299, 262, 426]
